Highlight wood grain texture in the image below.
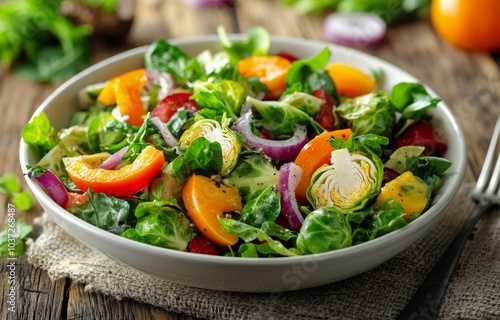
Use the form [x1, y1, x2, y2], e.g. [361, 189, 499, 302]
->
[67, 282, 191, 320]
[0, 0, 499, 319]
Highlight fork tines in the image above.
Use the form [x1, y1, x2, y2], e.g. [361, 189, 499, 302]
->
[471, 116, 500, 205]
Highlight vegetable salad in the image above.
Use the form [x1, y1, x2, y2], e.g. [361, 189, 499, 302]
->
[23, 26, 451, 257]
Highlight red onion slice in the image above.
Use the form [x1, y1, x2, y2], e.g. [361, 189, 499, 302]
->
[99, 146, 128, 170]
[28, 169, 69, 208]
[278, 162, 304, 231]
[232, 111, 308, 161]
[323, 12, 386, 48]
[151, 116, 179, 148]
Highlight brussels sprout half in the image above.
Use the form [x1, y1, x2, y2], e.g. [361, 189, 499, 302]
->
[179, 118, 242, 175]
[307, 148, 383, 211]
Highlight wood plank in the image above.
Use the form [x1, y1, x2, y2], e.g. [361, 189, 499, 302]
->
[1, 0, 499, 318]
[236, 0, 324, 38]
[128, 0, 238, 45]
[67, 282, 196, 320]
[0, 256, 67, 320]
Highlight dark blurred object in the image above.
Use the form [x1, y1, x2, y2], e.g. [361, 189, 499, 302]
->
[61, 0, 135, 41]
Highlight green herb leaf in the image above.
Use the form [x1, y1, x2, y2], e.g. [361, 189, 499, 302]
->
[171, 137, 224, 180]
[0, 219, 33, 258]
[68, 188, 132, 235]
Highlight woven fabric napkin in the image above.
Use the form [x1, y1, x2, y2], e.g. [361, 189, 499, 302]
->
[26, 184, 500, 320]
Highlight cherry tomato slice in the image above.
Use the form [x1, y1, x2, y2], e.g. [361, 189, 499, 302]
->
[312, 88, 337, 131]
[277, 51, 299, 62]
[152, 92, 200, 123]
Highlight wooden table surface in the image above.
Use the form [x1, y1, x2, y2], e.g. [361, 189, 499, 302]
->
[1, 0, 499, 319]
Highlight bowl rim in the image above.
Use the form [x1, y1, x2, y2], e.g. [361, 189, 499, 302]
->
[19, 34, 468, 267]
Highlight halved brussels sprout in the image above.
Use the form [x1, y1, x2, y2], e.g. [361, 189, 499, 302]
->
[307, 148, 382, 211]
[179, 119, 242, 175]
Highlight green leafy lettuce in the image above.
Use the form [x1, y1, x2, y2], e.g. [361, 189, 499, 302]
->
[337, 90, 395, 138]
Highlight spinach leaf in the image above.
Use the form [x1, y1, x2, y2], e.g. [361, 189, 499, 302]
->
[246, 96, 324, 139]
[218, 217, 300, 257]
[240, 185, 281, 227]
[391, 82, 440, 120]
[330, 133, 389, 157]
[145, 39, 203, 88]
[166, 110, 191, 138]
[285, 47, 339, 102]
[405, 155, 452, 193]
[171, 137, 224, 180]
[261, 221, 298, 242]
[68, 189, 132, 235]
[87, 112, 123, 153]
[218, 25, 270, 64]
[223, 151, 279, 201]
[22, 112, 57, 153]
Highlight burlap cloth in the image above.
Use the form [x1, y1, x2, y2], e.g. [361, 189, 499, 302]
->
[26, 184, 500, 319]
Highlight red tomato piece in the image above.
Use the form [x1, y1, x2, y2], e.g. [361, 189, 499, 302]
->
[395, 120, 448, 156]
[312, 88, 338, 131]
[152, 92, 200, 123]
[277, 51, 299, 62]
[188, 234, 222, 255]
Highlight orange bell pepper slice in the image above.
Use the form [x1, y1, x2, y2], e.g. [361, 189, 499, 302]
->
[66, 146, 165, 197]
[294, 128, 352, 204]
[97, 68, 148, 126]
[237, 55, 292, 99]
[182, 174, 242, 247]
[326, 63, 376, 98]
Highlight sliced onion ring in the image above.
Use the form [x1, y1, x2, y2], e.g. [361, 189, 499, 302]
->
[151, 116, 179, 148]
[232, 111, 308, 161]
[28, 169, 69, 208]
[278, 162, 304, 231]
[323, 12, 386, 48]
[99, 146, 128, 170]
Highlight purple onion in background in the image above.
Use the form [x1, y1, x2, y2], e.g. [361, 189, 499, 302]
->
[323, 12, 386, 48]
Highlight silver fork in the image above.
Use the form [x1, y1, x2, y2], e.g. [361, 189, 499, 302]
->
[397, 116, 500, 320]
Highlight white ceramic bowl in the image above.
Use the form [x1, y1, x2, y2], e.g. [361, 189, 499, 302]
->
[20, 35, 467, 292]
